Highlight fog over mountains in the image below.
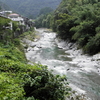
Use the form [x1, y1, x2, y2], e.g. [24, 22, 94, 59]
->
[0, 1, 10, 10]
[0, 0, 62, 18]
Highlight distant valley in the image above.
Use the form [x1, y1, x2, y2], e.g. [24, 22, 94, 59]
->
[0, 0, 62, 18]
[0, 1, 10, 10]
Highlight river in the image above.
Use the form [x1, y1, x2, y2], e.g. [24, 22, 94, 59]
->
[24, 28, 100, 100]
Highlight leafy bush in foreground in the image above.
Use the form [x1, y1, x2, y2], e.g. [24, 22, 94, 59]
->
[0, 73, 24, 100]
[23, 67, 71, 100]
[0, 44, 71, 100]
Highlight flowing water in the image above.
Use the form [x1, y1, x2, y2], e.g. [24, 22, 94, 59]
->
[25, 28, 100, 100]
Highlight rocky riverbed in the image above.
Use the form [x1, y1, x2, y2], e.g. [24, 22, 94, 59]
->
[21, 28, 100, 100]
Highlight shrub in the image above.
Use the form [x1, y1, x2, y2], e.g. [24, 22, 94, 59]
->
[13, 38, 20, 45]
[23, 67, 71, 100]
[0, 73, 24, 100]
[84, 33, 100, 55]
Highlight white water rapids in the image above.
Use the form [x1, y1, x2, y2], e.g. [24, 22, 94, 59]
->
[23, 28, 100, 100]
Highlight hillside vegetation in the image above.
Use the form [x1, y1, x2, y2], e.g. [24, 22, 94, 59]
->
[35, 0, 100, 55]
[0, 0, 61, 18]
[0, 16, 72, 100]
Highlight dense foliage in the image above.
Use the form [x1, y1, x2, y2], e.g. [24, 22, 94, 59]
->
[35, 0, 100, 55]
[0, 17, 26, 44]
[0, 0, 61, 18]
[0, 49, 70, 100]
[0, 17, 12, 44]
[0, 17, 71, 100]
[38, 7, 53, 16]
[35, 14, 52, 28]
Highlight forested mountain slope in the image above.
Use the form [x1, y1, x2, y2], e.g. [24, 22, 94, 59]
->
[35, 0, 100, 55]
[52, 0, 100, 55]
[0, 1, 10, 10]
[0, 0, 61, 18]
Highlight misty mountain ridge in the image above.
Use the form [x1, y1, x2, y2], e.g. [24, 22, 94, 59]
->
[0, 1, 10, 11]
[0, 0, 62, 18]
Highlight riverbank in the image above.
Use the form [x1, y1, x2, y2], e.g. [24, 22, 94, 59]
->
[55, 37, 100, 100]
[0, 28, 73, 100]
[56, 39, 100, 75]
[24, 28, 100, 76]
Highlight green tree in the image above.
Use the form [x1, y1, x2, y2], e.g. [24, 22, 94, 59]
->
[23, 67, 71, 100]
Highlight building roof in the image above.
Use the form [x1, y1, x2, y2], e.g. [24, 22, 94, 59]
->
[8, 13, 19, 17]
